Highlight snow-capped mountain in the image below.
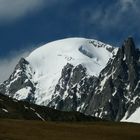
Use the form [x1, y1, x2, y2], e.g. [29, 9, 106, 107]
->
[1, 37, 140, 123]
[0, 37, 116, 105]
[26, 38, 116, 105]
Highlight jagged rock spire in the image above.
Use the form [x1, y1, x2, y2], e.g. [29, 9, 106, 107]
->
[123, 37, 136, 61]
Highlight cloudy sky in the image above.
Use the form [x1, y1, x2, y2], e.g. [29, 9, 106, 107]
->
[0, 0, 140, 82]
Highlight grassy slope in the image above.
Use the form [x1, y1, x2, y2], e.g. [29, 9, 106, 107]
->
[0, 93, 102, 122]
[0, 119, 140, 140]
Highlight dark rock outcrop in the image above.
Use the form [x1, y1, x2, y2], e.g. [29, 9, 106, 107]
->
[84, 37, 140, 121]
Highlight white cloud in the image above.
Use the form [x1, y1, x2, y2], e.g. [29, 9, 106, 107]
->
[0, 0, 45, 21]
[0, 0, 65, 23]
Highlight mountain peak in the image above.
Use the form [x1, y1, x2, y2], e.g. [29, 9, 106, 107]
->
[19, 57, 29, 64]
[124, 37, 135, 49]
[15, 57, 29, 70]
[123, 37, 136, 60]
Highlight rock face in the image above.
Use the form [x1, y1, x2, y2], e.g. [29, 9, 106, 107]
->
[84, 37, 140, 121]
[48, 63, 97, 112]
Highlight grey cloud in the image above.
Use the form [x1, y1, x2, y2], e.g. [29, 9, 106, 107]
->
[80, 0, 140, 38]
[85, 0, 139, 26]
[120, 0, 136, 10]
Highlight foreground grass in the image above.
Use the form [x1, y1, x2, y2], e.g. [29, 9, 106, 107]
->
[0, 119, 140, 140]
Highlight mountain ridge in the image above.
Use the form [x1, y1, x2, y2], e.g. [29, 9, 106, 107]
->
[0, 92, 101, 122]
[84, 37, 140, 123]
